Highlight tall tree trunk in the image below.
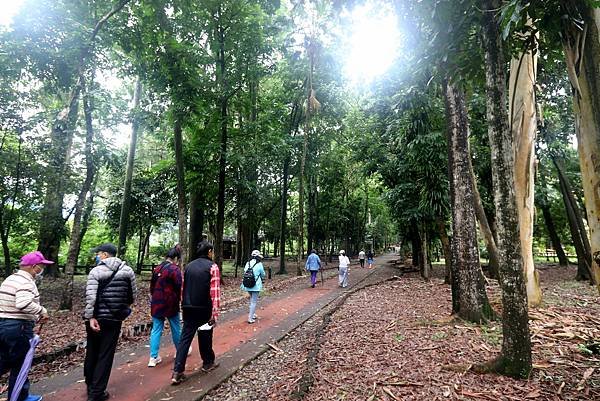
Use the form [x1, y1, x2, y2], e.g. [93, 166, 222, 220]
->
[469, 154, 500, 278]
[65, 76, 96, 276]
[443, 80, 494, 323]
[437, 219, 452, 284]
[214, 21, 227, 274]
[561, 2, 600, 291]
[174, 117, 188, 264]
[189, 190, 204, 261]
[278, 156, 290, 274]
[480, 0, 532, 377]
[538, 171, 569, 266]
[418, 226, 430, 280]
[554, 158, 593, 281]
[509, 29, 542, 307]
[117, 78, 142, 258]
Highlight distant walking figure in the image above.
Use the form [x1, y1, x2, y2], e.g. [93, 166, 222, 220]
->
[358, 249, 366, 268]
[338, 250, 350, 288]
[305, 250, 322, 288]
[148, 246, 183, 367]
[367, 250, 374, 269]
[241, 250, 266, 324]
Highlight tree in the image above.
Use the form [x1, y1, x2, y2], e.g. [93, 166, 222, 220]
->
[479, 0, 531, 377]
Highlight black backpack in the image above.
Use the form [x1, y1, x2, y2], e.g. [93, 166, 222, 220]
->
[242, 260, 258, 288]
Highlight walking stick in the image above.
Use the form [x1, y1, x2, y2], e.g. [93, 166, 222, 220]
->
[320, 269, 324, 286]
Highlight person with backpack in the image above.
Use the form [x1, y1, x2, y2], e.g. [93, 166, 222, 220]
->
[148, 246, 183, 367]
[338, 250, 350, 288]
[83, 243, 136, 401]
[240, 250, 266, 324]
[367, 249, 375, 269]
[305, 249, 321, 288]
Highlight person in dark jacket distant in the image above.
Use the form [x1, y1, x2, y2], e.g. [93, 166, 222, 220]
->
[148, 245, 183, 367]
[171, 240, 221, 385]
[83, 243, 136, 401]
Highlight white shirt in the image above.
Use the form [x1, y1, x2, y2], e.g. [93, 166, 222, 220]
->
[358, 251, 365, 259]
[339, 255, 350, 268]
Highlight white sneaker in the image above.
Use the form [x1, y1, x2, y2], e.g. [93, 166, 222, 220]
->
[148, 356, 162, 367]
[252, 314, 258, 320]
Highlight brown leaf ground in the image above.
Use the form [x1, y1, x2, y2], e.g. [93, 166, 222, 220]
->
[205, 263, 599, 401]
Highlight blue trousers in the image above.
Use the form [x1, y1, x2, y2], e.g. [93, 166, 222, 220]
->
[0, 318, 34, 401]
[248, 291, 259, 321]
[149, 315, 181, 358]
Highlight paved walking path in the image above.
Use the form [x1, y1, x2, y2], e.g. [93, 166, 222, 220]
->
[35, 255, 397, 401]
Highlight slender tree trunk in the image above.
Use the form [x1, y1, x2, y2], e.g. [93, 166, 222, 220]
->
[437, 219, 452, 284]
[538, 171, 569, 266]
[443, 80, 494, 323]
[0, 132, 23, 276]
[173, 117, 188, 264]
[561, 3, 600, 291]
[480, 0, 532, 377]
[189, 191, 204, 261]
[469, 154, 500, 278]
[66, 76, 96, 276]
[554, 159, 593, 281]
[278, 156, 290, 274]
[117, 78, 142, 258]
[509, 28, 542, 307]
[214, 21, 227, 274]
[419, 226, 430, 280]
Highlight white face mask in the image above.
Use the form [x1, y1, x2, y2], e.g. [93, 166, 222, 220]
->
[33, 265, 44, 284]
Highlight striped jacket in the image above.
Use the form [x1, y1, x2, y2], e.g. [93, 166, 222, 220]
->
[0, 270, 47, 321]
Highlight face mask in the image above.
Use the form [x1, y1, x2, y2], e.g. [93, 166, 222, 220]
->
[95, 255, 101, 265]
[34, 266, 44, 284]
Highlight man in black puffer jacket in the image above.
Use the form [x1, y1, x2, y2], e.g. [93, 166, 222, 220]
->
[83, 243, 136, 401]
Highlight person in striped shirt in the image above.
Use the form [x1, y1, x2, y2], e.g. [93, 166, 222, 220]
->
[0, 251, 53, 401]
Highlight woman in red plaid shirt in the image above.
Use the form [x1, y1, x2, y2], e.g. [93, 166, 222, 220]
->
[171, 241, 221, 385]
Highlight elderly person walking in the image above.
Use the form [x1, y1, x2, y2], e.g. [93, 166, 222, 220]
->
[241, 250, 266, 324]
[148, 245, 183, 367]
[0, 251, 52, 401]
[305, 249, 321, 288]
[84, 243, 136, 401]
[338, 250, 350, 288]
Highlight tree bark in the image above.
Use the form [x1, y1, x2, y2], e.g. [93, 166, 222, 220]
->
[0, 132, 23, 276]
[508, 28, 542, 307]
[437, 219, 452, 284]
[418, 226, 430, 280]
[214, 20, 227, 274]
[561, 2, 600, 291]
[278, 156, 290, 274]
[443, 80, 494, 323]
[469, 154, 500, 278]
[117, 78, 142, 258]
[65, 76, 96, 276]
[538, 171, 569, 266]
[173, 117, 188, 264]
[480, 0, 532, 377]
[189, 190, 204, 261]
[554, 158, 593, 281]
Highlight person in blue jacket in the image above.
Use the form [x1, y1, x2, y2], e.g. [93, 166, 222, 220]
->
[240, 250, 266, 324]
[305, 249, 322, 288]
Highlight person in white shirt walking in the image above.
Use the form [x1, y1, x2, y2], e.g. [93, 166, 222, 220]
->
[338, 250, 350, 288]
[358, 250, 366, 268]
[0, 251, 53, 401]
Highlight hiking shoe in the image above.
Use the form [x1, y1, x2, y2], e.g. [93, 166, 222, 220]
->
[171, 372, 186, 385]
[87, 391, 109, 401]
[201, 362, 220, 372]
[24, 396, 43, 401]
[252, 314, 258, 320]
[148, 356, 162, 367]
[248, 319, 256, 324]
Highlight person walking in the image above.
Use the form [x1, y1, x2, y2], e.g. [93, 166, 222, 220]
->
[338, 250, 350, 288]
[0, 251, 53, 401]
[305, 249, 322, 288]
[367, 249, 375, 269]
[358, 249, 366, 268]
[83, 243, 136, 401]
[148, 246, 183, 367]
[240, 250, 266, 324]
[171, 240, 221, 385]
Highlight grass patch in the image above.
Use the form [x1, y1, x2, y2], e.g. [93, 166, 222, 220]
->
[480, 325, 501, 347]
[394, 333, 405, 342]
[431, 331, 448, 341]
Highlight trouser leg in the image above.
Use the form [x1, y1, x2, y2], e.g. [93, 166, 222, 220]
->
[168, 315, 182, 346]
[173, 318, 200, 373]
[248, 292, 258, 321]
[149, 317, 164, 358]
[88, 320, 121, 400]
[310, 271, 317, 285]
[1, 320, 33, 401]
[197, 327, 215, 367]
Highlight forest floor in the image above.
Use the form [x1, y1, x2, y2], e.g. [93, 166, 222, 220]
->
[21, 261, 341, 384]
[203, 262, 600, 401]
